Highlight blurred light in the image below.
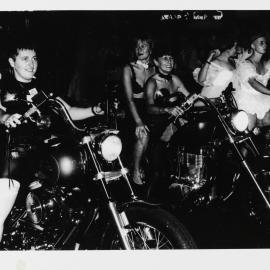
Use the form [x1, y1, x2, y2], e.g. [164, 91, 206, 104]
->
[59, 156, 75, 175]
[231, 111, 249, 132]
[100, 135, 122, 162]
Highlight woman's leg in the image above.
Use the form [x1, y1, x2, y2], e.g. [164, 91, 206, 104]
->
[0, 178, 20, 242]
[247, 113, 257, 130]
[257, 110, 270, 128]
[132, 132, 149, 185]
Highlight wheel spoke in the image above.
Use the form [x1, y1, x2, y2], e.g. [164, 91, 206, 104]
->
[111, 222, 174, 250]
[134, 227, 151, 249]
[127, 229, 135, 249]
[156, 229, 161, 248]
[125, 223, 173, 249]
[157, 235, 171, 249]
[137, 227, 151, 249]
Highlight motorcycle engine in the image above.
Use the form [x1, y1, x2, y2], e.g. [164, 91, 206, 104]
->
[170, 146, 213, 198]
[2, 181, 90, 250]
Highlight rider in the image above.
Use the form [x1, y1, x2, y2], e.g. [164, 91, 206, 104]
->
[0, 38, 103, 242]
[122, 34, 155, 186]
[194, 41, 237, 98]
[145, 42, 189, 201]
[233, 33, 270, 130]
[192, 35, 238, 108]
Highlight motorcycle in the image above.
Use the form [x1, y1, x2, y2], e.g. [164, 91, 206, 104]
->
[1, 91, 196, 250]
[161, 84, 270, 239]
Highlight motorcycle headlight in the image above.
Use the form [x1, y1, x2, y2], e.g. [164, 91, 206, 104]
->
[100, 135, 122, 162]
[231, 110, 249, 132]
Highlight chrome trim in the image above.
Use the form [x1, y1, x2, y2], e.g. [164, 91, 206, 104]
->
[94, 168, 129, 182]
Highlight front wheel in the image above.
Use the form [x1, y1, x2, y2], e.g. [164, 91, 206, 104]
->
[101, 206, 197, 249]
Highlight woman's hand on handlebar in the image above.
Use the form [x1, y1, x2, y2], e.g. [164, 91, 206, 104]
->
[165, 106, 184, 117]
[4, 113, 22, 128]
[177, 117, 188, 126]
[92, 103, 105, 116]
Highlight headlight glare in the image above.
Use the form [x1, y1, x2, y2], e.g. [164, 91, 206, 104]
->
[100, 135, 122, 162]
[231, 110, 249, 132]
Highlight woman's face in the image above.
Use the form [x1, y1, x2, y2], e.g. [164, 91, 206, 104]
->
[155, 55, 174, 74]
[252, 37, 267, 54]
[9, 49, 38, 83]
[135, 39, 151, 61]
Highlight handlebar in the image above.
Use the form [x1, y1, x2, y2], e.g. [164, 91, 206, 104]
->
[47, 98, 86, 132]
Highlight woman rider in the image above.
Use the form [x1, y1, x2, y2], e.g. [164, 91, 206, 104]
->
[145, 42, 189, 201]
[122, 34, 155, 185]
[233, 33, 270, 130]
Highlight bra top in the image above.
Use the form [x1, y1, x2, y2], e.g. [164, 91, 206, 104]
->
[154, 88, 186, 107]
[129, 64, 144, 95]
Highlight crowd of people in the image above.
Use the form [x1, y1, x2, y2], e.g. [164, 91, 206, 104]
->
[121, 32, 270, 201]
[1, 28, 270, 243]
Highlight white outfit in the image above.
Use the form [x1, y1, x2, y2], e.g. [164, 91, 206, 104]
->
[193, 62, 234, 98]
[233, 60, 270, 119]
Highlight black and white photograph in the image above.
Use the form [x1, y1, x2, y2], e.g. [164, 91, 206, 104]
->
[0, 1, 270, 269]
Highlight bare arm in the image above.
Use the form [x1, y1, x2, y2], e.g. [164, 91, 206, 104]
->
[1, 96, 102, 127]
[248, 78, 270, 95]
[198, 50, 219, 84]
[56, 97, 102, 121]
[122, 65, 144, 126]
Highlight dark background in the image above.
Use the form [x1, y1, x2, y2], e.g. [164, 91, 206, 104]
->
[1, 10, 270, 249]
[0, 10, 269, 104]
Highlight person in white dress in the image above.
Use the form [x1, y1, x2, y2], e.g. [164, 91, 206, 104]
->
[193, 39, 237, 100]
[233, 33, 270, 129]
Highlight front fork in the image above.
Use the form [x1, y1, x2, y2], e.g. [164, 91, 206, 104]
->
[241, 160, 270, 209]
[108, 201, 132, 250]
[233, 136, 270, 209]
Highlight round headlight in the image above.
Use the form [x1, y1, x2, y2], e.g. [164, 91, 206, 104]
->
[100, 135, 122, 162]
[231, 110, 249, 132]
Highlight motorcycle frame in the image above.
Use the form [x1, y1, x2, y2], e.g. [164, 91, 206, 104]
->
[49, 96, 150, 249]
[82, 133, 141, 249]
[3, 96, 174, 250]
[197, 95, 270, 210]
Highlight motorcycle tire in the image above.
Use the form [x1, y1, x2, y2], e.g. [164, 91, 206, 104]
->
[101, 206, 197, 249]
